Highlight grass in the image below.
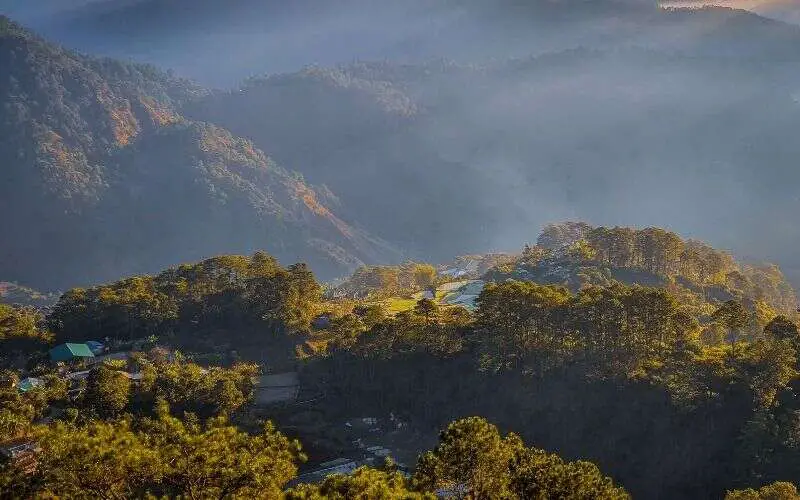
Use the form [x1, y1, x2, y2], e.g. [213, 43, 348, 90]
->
[382, 289, 464, 315]
[384, 297, 418, 314]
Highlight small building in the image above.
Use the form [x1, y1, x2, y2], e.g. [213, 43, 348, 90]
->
[254, 372, 300, 406]
[17, 377, 41, 393]
[366, 445, 391, 458]
[292, 458, 359, 485]
[66, 370, 91, 381]
[85, 341, 105, 355]
[0, 438, 38, 475]
[311, 314, 332, 330]
[88, 351, 130, 366]
[49, 343, 95, 363]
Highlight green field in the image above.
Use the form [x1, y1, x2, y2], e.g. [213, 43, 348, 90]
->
[380, 281, 483, 314]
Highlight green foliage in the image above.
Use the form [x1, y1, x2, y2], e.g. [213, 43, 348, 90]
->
[142, 401, 303, 498]
[48, 253, 322, 352]
[413, 417, 629, 499]
[0, 304, 49, 344]
[509, 448, 629, 500]
[143, 359, 259, 417]
[76, 354, 258, 420]
[766, 316, 800, 348]
[475, 281, 697, 377]
[726, 482, 800, 500]
[1, 402, 303, 498]
[20, 418, 163, 499]
[0, 375, 68, 442]
[333, 262, 441, 300]
[286, 466, 431, 499]
[537, 222, 593, 250]
[506, 224, 798, 325]
[315, 273, 800, 497]
[82, 364, 131, 418]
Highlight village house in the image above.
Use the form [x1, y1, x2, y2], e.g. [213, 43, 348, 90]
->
[49, 343, 94, 364]
[0, 438, 38, 475]
[16, 377, 41, 393]
[291, 458, 359, 485]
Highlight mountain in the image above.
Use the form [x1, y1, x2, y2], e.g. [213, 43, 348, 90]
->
[0, 281, 58, 307]
[10, 1, 800, 85]
[182, 51, 800, 289]
[0, 17, 398, 289]
[662, 1, 800, 26]
[3, 8, 800, 291]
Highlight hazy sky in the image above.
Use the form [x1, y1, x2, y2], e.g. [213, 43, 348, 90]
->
[661, 0, 800, 23]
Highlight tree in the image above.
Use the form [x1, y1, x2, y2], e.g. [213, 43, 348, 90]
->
[509, 448, 629, 499]
[83, 365, 131, 418]
[737, 339, 798, 408]
[143, 401, 303, 498]
[414, 298, 440, 327]
[144, 360, 258, 418]
[2, 400, 304, 498]
[537, 222, 592, 250]
[765, 316, 800, 347]
[413, 417, 629, 499]
[726, 481, 800, 500]
[6, 419, 164, 499]
[411, 263, 438, 291]
[713, 300, 750, 357]
[414, 417, 525, 498]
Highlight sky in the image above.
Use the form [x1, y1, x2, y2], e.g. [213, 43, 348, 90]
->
[661, 0, 800, 23]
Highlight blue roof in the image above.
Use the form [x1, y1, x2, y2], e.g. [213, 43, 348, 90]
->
[17, 378, 41, 393]
[49, 343, 95, 362]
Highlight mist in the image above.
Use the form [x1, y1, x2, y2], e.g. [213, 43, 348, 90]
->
[2, 0, 800, 289]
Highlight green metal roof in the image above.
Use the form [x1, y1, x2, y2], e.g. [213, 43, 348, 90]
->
[49, 343, 95, 362]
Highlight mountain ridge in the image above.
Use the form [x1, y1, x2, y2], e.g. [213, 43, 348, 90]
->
[0, 16, 400, 289]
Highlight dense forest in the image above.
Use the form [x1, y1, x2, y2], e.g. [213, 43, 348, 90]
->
[2, 224, 799, 497]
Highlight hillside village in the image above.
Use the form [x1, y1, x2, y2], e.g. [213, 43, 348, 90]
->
[2, 222, 800, 497]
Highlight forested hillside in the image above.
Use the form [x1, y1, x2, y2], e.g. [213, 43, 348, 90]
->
[0, 16, 397, 290]
[493, 222, 798, 323]
[1, 241, 798, 497]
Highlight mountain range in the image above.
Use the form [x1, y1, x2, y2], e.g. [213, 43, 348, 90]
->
[1, 3, 800, 291]
[7, 1, 800, 85]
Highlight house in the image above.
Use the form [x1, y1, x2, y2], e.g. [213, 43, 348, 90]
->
[49, 343, 95, 363]
[88, 351, 130, 365]
[311, 314, 332, 330]
[292, 458, 359, 485]
[254, 372, 299, 406]
[65, 370, 91, 381]
[17, 377, 41, 393]
[0, 438, 38, 475]
[366, 445, 391, 458]
[85, 340, 105, 355]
